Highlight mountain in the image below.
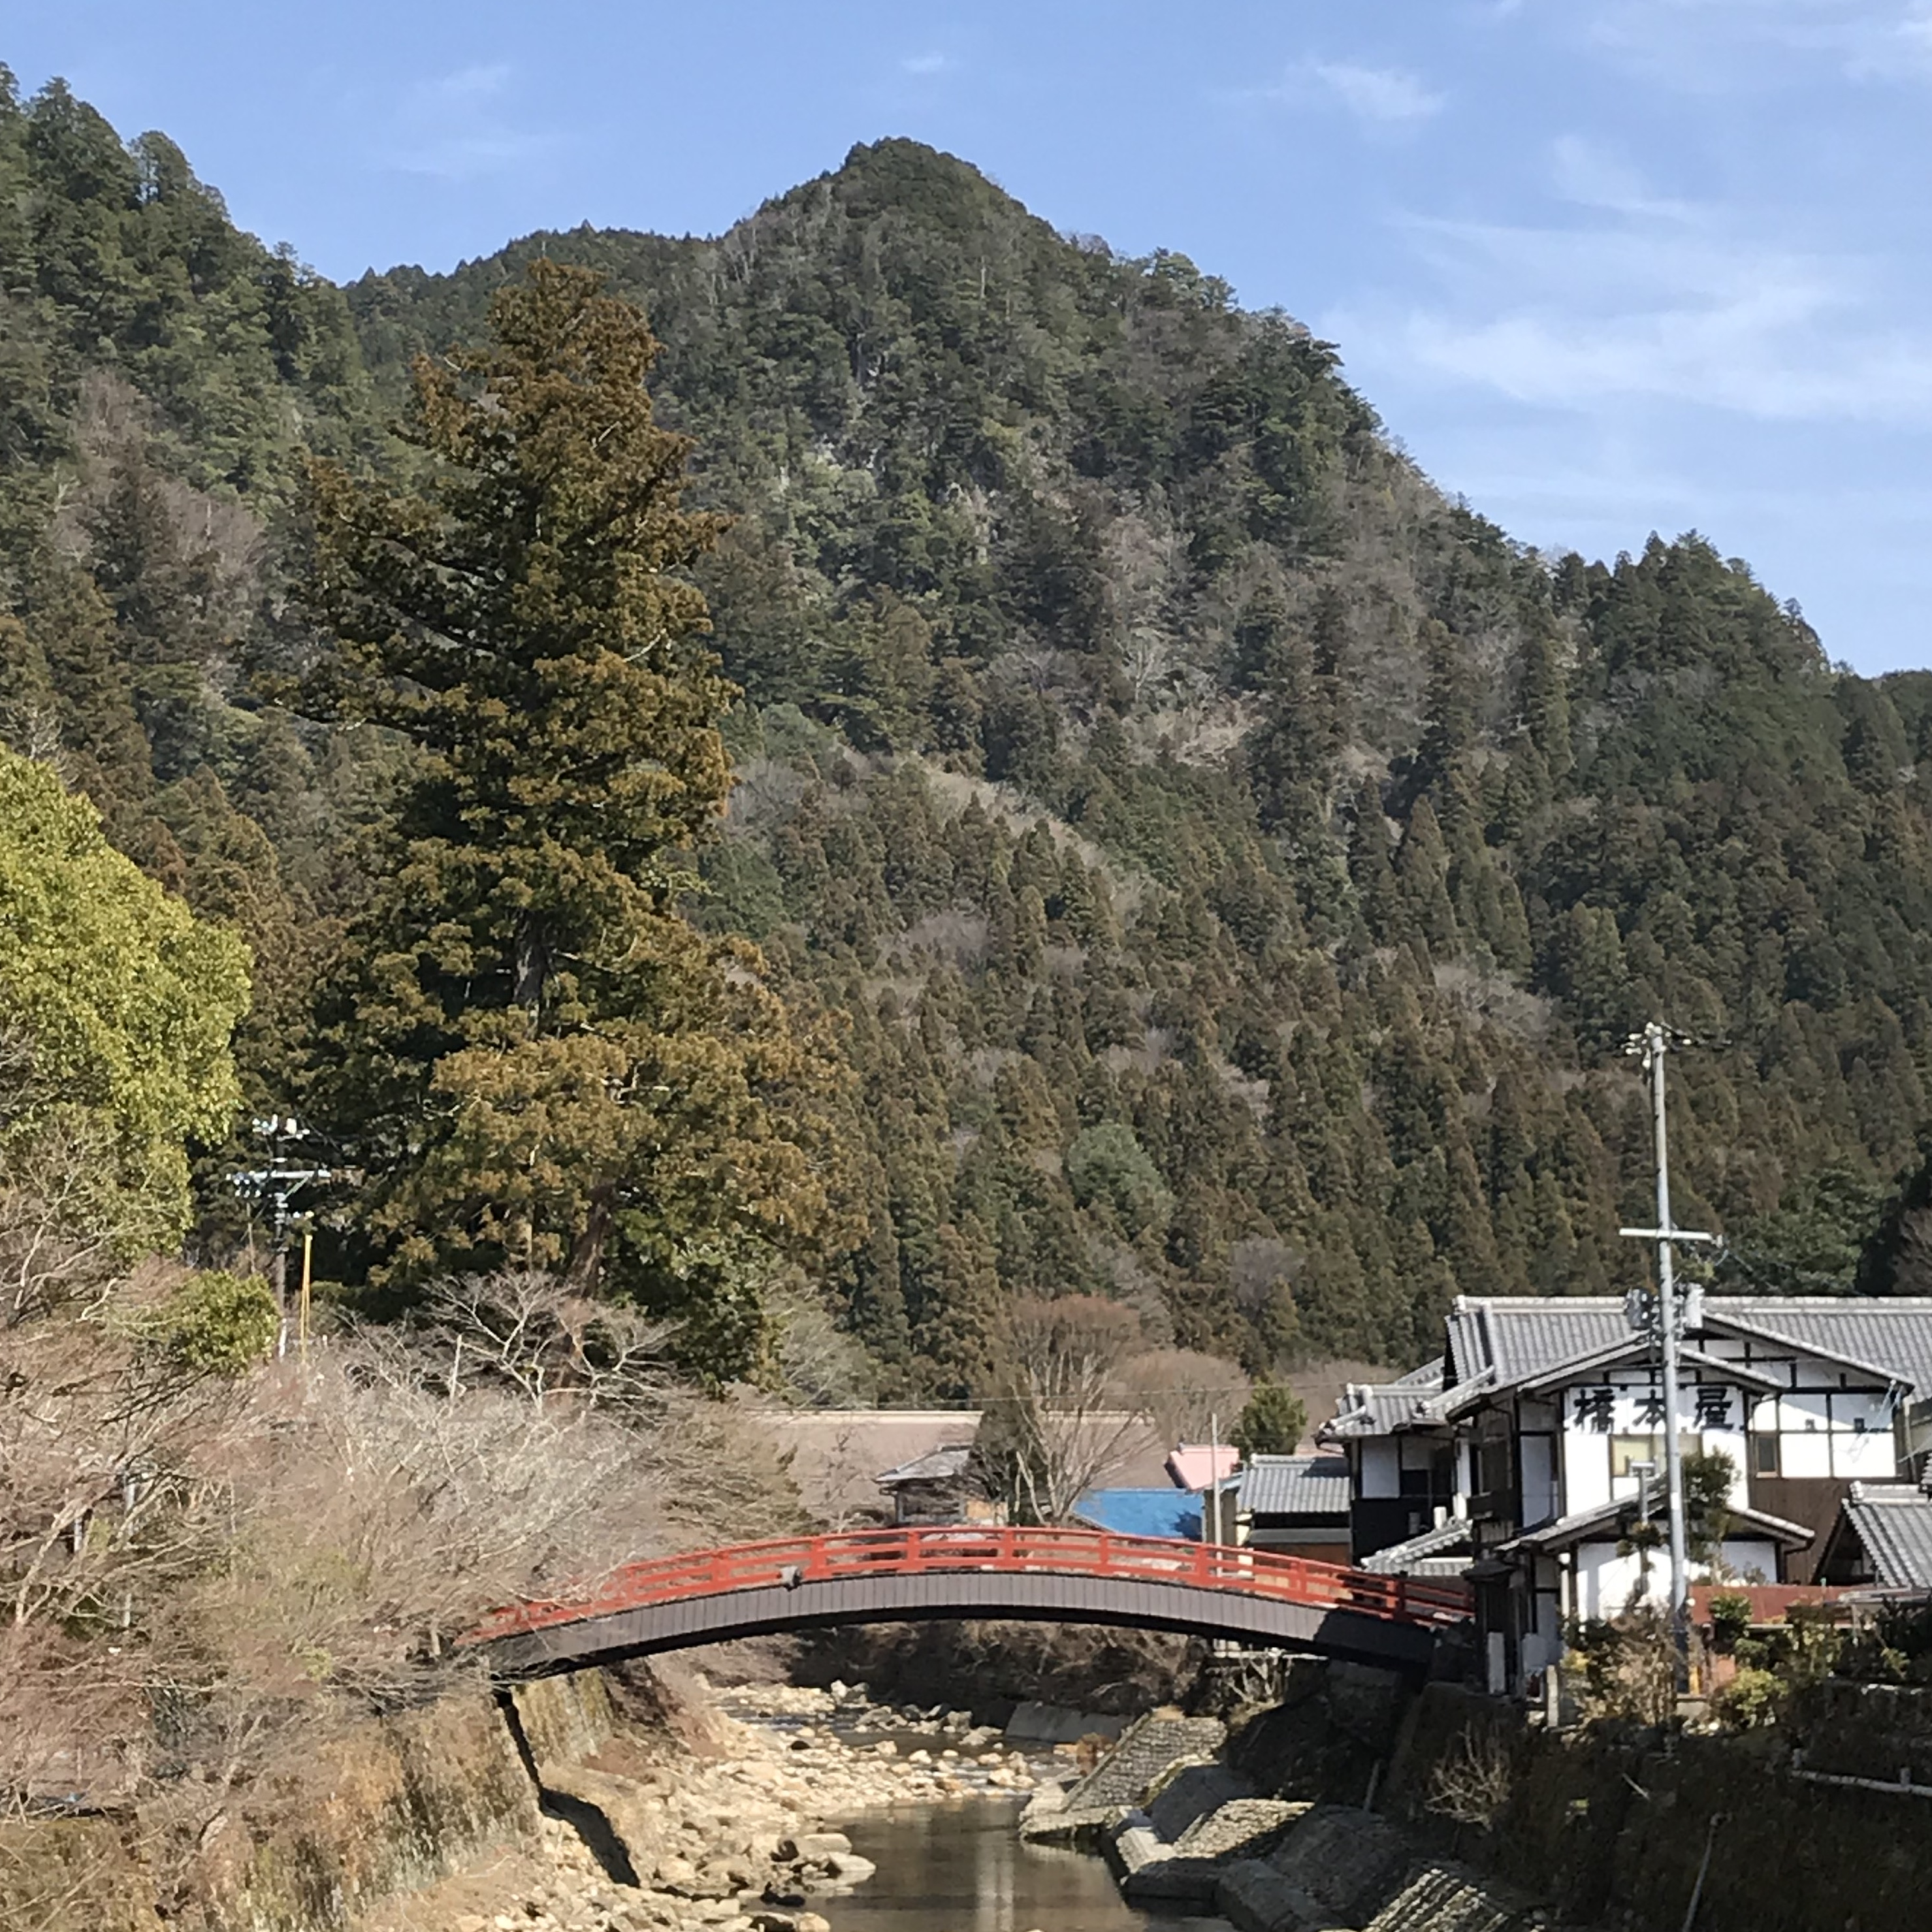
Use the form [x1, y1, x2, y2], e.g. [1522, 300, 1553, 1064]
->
[7, 78, 1932, 1392]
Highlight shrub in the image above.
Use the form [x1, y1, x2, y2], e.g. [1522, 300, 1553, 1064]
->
[1566, 1609, 1675, 1724]
[1426, 1724, 1516, 1829]
[1711, 1665, 1784, 1730]
[1709, 1590, 1754, 1654]
[153, 1268, 280, 1375]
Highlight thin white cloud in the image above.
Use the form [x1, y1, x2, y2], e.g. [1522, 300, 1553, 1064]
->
[1848, 2, 1932, 74]
[1584, 0, 1932, 85]
[1308, 59, 1446, 123]
[387, 61, 556, 181]
[901, 52, 951, 76]
[421, 62, 513, 105]
[1333, 207, 1932, 425]
[1549, 135, 1694, 217]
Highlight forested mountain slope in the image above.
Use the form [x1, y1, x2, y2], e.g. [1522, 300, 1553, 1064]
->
[7, 76, 1932, 1392]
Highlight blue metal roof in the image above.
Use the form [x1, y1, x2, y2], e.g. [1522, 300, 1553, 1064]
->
[1073, 1487, 1202, 1540]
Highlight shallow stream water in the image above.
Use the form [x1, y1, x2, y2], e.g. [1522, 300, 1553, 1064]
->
[815, 1799, 1231, 1932]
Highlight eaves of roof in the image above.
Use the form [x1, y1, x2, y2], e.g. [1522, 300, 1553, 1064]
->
[1701, 1312, 1910, 1392]
[1840, 1483, 1932, 1590]
[875, 1445, 975, 1485]
[1517, 1341, 1783, 1398]
[1358, 1517, 1472, 1575]
[1500, 1497, 1814, 1556]
[1317, 1377, 1462, 1441]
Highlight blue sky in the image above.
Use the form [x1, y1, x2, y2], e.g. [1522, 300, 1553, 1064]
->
[12, 0, 1932, 672]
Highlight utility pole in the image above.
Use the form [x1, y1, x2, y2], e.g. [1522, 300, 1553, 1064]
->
[1619, 1023, 1718, 1690]
[233, 1114, 331, 1358]
[1208, 1409, 1221, 1545]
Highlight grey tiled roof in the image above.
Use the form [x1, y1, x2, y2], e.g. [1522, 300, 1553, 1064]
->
[1706, 1302, 1932, 1393]
[1445, 1300, 1629, 1386]
[1501, 1496, 1814, 1555]
[1359, 1517, 1472, 1576]
[1317, 1362, 1449, 1442]
[1443, 1296, 1932, 1396]
[1841, 1484, 1932, 1589]
[1390, 1357, 1447, 1388]
[1518, 1340, 1783, 1396]
[1237, 1453, 1351, 1518]
[876, 1444, 974, 1486]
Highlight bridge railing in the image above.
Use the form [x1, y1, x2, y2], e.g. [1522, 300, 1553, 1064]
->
[462, 1525, 1471, 1647]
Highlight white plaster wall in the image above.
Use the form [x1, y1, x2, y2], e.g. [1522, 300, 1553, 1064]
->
[1575, 1544, 1652, 1619]
[1782, 1431, 1833, 1479]
[1834, 1429, 1896, 1478]
[1562, 1418, 1612, 1515]
[1360, 1439, 1400, 1499]
[1703, 1426, 1750, 1504]
[1575, 1537, 1787, 1615]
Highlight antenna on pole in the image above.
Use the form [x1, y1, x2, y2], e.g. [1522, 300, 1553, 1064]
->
[1618, 1021, 1715, 1694]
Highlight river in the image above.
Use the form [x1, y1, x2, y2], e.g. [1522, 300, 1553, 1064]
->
[816, 1798, 1232, 1932]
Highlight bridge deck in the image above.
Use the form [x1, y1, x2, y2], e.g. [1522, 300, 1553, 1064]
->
[466, 1526, 1470, 1679]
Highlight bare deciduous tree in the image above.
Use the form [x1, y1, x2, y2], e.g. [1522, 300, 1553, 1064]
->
[0, 1112, 143, 1327]
[974, 1296, 1152, 1523]
[1115, 1347, 1251, 1455]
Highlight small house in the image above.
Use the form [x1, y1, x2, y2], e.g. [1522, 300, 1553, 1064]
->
[1818, 1481, 1932, 1590]
[1319, 1294, 1932, 1694]
[1234, 1454, 1353, 1562]
[875, 1444, 1000, 1525]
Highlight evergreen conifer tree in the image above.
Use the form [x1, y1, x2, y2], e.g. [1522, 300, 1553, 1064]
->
[294, 263, 851, 1376]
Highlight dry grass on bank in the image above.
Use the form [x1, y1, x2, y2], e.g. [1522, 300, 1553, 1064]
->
[0, 1268, 799, 1815]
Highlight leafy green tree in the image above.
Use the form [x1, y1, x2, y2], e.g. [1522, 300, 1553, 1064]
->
[1066, 1121, 1173, 1232]
[1232, 1381, 1308, 1457]
[0, 744, 250, 1242]
[293, 263, 852, 1376]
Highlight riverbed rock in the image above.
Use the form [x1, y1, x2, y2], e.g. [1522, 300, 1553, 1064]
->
[535, 1763, 668, 1886]
[802, 1833, 853, 1858]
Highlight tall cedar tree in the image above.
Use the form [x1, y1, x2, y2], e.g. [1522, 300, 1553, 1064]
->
[295, 262, 851, 1378]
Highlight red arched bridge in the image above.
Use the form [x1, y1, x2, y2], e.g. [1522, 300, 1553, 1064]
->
[464, 1526, 1471, 1679]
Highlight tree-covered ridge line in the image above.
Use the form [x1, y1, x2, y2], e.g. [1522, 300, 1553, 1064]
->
[5, 73, 1932, 1394]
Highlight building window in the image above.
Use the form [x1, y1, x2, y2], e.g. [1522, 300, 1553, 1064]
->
[1610, 1433, 1701, 1479]
[1472, 1440, 1513, 1495]
[1398, 1442, 1455, 1500]
[1752, 1433, 1780, 1477]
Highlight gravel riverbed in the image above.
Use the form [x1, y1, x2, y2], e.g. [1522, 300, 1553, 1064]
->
[354, 1680, 1066, 1932]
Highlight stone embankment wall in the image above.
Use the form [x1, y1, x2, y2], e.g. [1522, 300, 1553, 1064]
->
[1047, 1662, 1932, 1932]
[1376, 1681, 1931, 1932]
